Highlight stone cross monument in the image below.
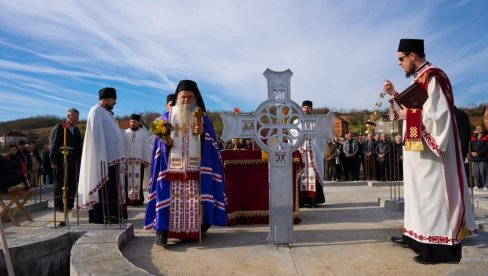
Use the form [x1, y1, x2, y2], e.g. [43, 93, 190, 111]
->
[221, 68, 334, 245]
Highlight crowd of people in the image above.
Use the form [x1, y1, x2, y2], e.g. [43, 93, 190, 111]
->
[0, 140, 49, 192]
[324, 132, 404, 182]
[222, 123, 488, 188]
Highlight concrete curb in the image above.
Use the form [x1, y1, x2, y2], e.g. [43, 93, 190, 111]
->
[70, 223, 151, 276]
[0, 230, 81, 275]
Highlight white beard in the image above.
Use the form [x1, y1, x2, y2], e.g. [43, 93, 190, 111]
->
[176, 102, 197, 127]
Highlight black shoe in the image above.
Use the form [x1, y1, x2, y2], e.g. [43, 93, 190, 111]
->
[201, 223, 211, 234]
[413, 255, 460, 265]
[155, 231, 168, 246]
[390, 236, 408, 248]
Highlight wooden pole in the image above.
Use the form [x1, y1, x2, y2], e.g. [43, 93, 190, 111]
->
[0, 219, 15, 276]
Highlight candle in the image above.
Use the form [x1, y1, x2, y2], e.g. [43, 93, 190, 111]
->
[63, 123, 68, 145]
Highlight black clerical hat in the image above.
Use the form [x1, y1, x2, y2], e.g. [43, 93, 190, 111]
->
[167, 94, 175, 104]
[172, 80, 206, 112]
[130, 114, 141, 121]
[99, 87, 117, 100]
[398, 39, 424, 54]
[302, 100, 313, 108]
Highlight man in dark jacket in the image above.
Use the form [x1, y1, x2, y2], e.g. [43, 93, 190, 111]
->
[454, 106, 472, 186]
[49, 108, 83, 211]
[375, 133, 391, 181]
[41, 143, 53, 185]
[1, 145, 29, 191]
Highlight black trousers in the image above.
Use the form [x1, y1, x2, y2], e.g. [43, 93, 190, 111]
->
[54, 163, 79, 210]
[89, 165, 126, 223]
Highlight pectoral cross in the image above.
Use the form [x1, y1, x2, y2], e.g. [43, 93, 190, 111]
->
[173, 123, 187, 137]
[192, 108, 206, 135]
[193, 108, 205, 124]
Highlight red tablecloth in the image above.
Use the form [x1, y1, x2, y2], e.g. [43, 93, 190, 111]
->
[222, 150, 301, 225]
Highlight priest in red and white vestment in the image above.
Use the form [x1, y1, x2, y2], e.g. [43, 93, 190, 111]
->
[78, 87, 127, 223]
[124, 114, 151, 206]
[385, 39, 476, 264]
[144, 80, 226, 246]
[297, 100, 325, 207]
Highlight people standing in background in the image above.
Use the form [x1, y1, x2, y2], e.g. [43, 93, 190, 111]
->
[470, 125, 488, 190]
[324, 138, 337, 181]
[392, 135, 403, 181]
[363, 133, 377, 180]
[375, 133, 390, 181]
[27, 141, 42, 187]
[454, 106, 472, 187]
[343, 132, 359, 181]
[41, 144, 53, 185]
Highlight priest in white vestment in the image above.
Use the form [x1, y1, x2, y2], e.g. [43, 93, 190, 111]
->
[78, 87, 127, 224]
[124, 114, 151, 206]
[297, 100, 326, 207]
[385, 39, 476, 264]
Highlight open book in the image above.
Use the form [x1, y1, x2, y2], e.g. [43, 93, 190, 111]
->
[394, 82, 428, 109]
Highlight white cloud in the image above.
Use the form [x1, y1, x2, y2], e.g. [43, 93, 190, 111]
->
[0, 0, 486, 121]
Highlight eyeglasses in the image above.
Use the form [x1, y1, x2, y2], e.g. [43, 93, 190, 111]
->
[398, 53, 411, 62]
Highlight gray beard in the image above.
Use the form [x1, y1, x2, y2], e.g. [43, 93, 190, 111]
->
[176, 102, 197, 127]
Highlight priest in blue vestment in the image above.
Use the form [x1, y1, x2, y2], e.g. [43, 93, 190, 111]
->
[144, 80, 226, 246]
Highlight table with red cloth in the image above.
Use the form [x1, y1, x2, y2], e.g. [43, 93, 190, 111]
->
[221, 149, 301, 226]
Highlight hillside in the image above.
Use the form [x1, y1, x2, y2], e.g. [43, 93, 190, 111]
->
[1, 104, 486, 153]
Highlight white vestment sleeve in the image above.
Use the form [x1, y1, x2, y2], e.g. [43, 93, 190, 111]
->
[422, 76, 452, 154]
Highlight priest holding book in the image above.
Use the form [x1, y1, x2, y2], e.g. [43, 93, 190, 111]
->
[384, 38, 476, 264]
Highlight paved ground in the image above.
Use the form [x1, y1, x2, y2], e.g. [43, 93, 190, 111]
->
[3, 183, 488, 275]
[122, 183, 488, 276]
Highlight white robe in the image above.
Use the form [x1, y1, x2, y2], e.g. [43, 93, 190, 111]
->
[78, 105, 126, 209]
[390, 69, 476, 245]
[124, 128, 151, 201]
[299, 138, 325, 189]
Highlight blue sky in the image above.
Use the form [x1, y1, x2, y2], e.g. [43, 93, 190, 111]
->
[0, 0, 487, 121]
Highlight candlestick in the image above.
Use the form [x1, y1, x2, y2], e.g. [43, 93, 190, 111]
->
[63, 124, 67, 146]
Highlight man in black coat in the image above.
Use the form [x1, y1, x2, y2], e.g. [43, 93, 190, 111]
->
[454, 106, 472, 187]
[49, 108, 83, 211]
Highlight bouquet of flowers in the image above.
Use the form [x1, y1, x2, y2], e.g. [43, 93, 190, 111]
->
[150, 118, 173, 140]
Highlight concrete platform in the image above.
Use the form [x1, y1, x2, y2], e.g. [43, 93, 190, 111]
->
[1, 183, 488, 275]
[123, 185, 488, 275]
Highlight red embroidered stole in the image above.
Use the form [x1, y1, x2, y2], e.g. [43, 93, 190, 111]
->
[417, 66, 470, 240]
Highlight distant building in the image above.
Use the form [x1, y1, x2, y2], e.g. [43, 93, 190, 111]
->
[333, 115, 349, 137]
[0, 130, 28, 146]
[118, 119, 131, 130]
[374, 117, 400, 135]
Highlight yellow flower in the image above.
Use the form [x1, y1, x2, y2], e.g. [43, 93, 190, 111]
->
[150, 118, 173, 140]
